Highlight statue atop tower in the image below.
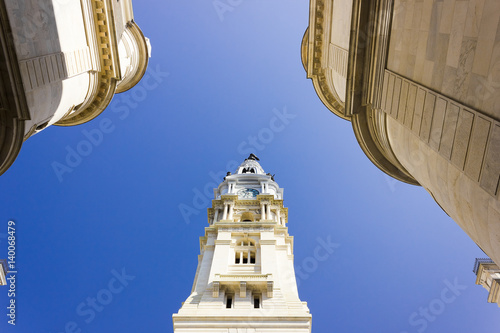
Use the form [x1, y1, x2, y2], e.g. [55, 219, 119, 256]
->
[247, 153, 260, 161]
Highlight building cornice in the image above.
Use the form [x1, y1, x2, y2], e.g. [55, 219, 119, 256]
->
[474, 259, 500, 306]
[211, 196, 286, 207]
[304, 0, 418, 185]
[302, 0, 348, 120]
[301, 28, 308, 72]
[347, 0, 417, 185]
[115, 21, 149, 93]
[351, 108, 418, 184]
[212, 222, 277, 229]
[172, 315, 312, 325]
[56, 0, 121, 126]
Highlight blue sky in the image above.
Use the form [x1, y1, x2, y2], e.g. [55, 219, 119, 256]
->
[1, 1, 499, 332]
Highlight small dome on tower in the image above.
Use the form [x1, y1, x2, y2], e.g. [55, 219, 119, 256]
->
[236, 154, 265, 175]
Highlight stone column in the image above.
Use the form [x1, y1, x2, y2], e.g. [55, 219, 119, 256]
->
[228, 202, 234, 220]
[213, 208, 219, 223]
[222, 203, 228, 220]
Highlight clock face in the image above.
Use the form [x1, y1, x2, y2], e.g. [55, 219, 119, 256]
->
[237, 188, 259, 199]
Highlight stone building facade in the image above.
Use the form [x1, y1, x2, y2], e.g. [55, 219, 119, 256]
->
[302, 0, 500, 265]
[474, 258, 500, 306]
[0, 0, 150, 174]
[173, 155, 312, 332]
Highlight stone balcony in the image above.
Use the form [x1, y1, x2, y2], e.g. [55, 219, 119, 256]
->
[213, 273, 274, 298]
[474, 258, 500, 306]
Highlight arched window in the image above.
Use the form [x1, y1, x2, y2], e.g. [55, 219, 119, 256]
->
[235, 239, 256, 264]
[242, 167, 256, 174]
[240, 212, 254, 222]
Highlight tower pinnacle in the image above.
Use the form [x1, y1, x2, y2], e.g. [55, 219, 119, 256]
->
[236, 155, 266, 175]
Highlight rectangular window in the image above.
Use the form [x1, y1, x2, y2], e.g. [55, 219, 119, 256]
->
[235, 257, 240, 264]
[226, 295, 233, 308]
[250, 255, 255, 264]
[254, 296, 260, 309]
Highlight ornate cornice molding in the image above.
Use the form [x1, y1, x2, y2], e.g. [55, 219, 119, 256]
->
[211, 196, 286, 208]
[304, 0, 418, 186]
[301, 28, 308, 72]
[303, 0, 348, 120]
[115, 21, 149, 93]
[351, 107, 418, 184]
[310, 74, 348, 120]
[214, 223, 275, 230]
[214, 240, 232, 245]
[173, 315, 312, 325]
[56, 0, 120, 126]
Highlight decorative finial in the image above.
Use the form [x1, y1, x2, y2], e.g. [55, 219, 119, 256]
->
[247, 153, 260, 161]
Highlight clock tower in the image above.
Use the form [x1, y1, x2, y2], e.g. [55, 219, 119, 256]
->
[172, 154, 312, 332]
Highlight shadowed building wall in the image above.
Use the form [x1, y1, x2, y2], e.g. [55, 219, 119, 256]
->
[303, 0, 500, 266]
[0, 0, 150, 175]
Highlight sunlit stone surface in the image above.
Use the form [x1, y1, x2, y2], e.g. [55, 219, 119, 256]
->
[0, 0, 150, 175]
[303, 0, 500, 290]
[173, 155, 312, 333]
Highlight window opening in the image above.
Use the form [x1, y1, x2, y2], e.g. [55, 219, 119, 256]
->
[242, 167, 256, 173]
[234, 238, 257, 265]
[241, 212, 254, 223]
[254, 296, 260, 309]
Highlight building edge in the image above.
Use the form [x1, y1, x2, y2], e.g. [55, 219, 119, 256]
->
[0, 0, 150, 175]
[0, 0, 29, 175]
[301, 0, 418, 185]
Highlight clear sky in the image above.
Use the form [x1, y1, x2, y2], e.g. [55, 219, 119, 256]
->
[1, 1, 499, 332]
